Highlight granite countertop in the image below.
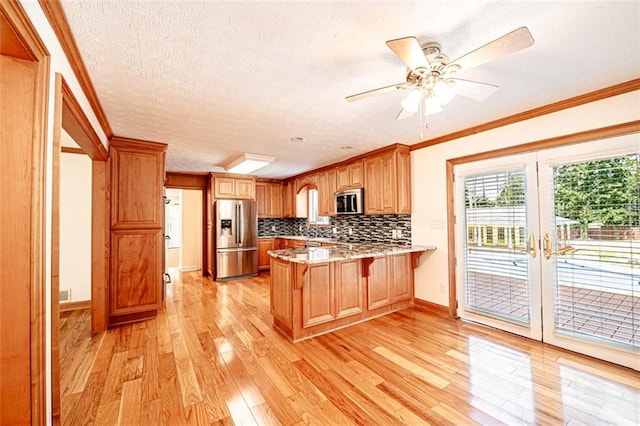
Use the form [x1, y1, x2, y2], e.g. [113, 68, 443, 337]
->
[268, 242, 436, 264]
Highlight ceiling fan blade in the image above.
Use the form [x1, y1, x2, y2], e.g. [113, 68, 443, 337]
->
[345, 82, 409, 102]
[386, 36, 429, 73]
[451, 78, 499, 101]
[449, 27, 534, 72]
[395, 108, 415, 120]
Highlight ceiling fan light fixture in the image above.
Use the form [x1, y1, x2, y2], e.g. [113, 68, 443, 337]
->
[400, 89, 424, 112]
[433, 79, 456, 105]
[424, 97, 444, 115]
[224, 153, 275, 174]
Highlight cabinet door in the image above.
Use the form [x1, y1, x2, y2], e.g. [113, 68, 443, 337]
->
[335, 259, 364, 319]
[364, 156, 381, 214]
[258, 238, 274, 270]
[336, 165, 351, 191]
[302, 263, 335, 328]
[214, 177, 237, 198]
[235, 178, 255, 199]
[379, 151, 397, 214]
[390, 253, 413, 302]
[366, 256, 391, 310]
[110, 230, 162, 316]
[270, 258, 292, 327]
[282, 181, 294, 217]
[111, 150, 164, 228]
[269, 183, 283, 217]
[256, 182, 268, 217]
[350, 160, 364, 188]
[396, 149, 412, 214]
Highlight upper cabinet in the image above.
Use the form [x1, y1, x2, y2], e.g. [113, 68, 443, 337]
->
[256, 180, 283, 218]
[336, 160, 363, 191]
[212, 173, 256, 199]
[364, 145, 411, 215]
[282, 180, 295, 218]
[317, 168, 336, 216]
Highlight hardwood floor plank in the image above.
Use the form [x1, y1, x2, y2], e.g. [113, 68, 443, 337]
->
[118, 378, 143, 425]
[59, 269, 640, 425]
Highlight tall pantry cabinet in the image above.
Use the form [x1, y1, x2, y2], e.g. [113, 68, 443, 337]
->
[108, 138, 167, 327]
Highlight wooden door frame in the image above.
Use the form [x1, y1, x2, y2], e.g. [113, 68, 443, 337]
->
[0, 1, 50, 423]
[51, 74, 109, 419]
[446, 120, 640, 317]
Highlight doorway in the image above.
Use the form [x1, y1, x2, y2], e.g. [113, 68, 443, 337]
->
[164, 189, 203, 277]
[455, 134, 639, 370]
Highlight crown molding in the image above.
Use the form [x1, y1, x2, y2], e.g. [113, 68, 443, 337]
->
[39, 0, 113, 139]
[411, 78, 640, 151]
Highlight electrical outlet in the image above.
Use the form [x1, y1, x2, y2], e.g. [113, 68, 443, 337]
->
[396, 229, 402, 239]
[332, 227, 337, 234]
[348, 228, 353, 235]
[271, 225, 276, 232]
[391, 230, 397, 239]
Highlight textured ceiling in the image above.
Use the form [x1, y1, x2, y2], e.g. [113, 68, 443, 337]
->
[59, 1, 640, 179]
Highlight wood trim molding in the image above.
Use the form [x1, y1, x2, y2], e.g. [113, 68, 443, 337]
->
[412, 78, 640, 151]
[445, 121, 640, 320]
[61, 146, 84, 155]
[413, 298, 449, 317]
[38, 0, 113, 139]
[91, 160, 108, 334]
[0, 1, 50, 423]
[165, 171, 208, 189]
[110, 135, 168, 153]
[51, 73, 62, 421]
[59, 300, 92, 313]
[61, 77, 107, 160]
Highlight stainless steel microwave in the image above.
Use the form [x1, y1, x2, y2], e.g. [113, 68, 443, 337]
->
[335, 188, 364, 214]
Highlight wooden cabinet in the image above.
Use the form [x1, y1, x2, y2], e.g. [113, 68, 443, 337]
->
[256, 181, 283, 217]
[335, 259, 364, 319]
[295, 173, 318, 194]
[109, 138, 166, 327]
[213, 173, 255, 199]
[282, 180, 295, 218]
[274, 238, 305, 249]
[258, 238, 274, 270]
[365, 253, 413, 310]
[390, 253, 413, 303]
[364, 145, 411, 215]
[317, 168, 336, 216]
[366, 256, 391, 310]
[336, 160, 363, 191]
[302, 263, 335, 328]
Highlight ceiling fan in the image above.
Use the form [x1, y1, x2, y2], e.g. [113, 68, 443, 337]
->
[346, 27, 535, 120]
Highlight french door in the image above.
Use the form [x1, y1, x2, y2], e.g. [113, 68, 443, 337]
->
[455, 134, 639, 370]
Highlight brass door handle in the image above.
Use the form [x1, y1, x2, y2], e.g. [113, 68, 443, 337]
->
[543, 233, 552, 259]
[527, 233, 537, 258]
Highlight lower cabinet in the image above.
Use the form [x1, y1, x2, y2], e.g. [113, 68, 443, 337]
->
[302, 263, 335, 328]
[109, 229, 163, 324]
[270, 252, 415, 342]
[258, 238, 274, 270]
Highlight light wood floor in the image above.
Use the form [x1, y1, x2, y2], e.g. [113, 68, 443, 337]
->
[59, 269, 640, 425]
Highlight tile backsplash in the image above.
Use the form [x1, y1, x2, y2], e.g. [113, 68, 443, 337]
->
[258, 215, 411, 245]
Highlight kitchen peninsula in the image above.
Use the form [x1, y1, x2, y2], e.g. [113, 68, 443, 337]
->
[269, 243, 435, 342]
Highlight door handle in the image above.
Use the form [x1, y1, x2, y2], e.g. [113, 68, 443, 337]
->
[543, 233, 552, 259]
[527, 233, 538, 258]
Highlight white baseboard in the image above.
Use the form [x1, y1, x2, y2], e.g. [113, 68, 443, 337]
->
[178, 265, 201, 272]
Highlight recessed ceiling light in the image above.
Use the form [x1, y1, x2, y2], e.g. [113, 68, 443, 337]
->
[340, 145, 353, 151]
[290, 136, 305, 142]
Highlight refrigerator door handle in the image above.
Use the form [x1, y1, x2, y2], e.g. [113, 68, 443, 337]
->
[238, 202, 244, 246]
[235, 204, 240, 245]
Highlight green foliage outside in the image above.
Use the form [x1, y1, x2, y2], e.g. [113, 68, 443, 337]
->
[465, 155, 640, 234]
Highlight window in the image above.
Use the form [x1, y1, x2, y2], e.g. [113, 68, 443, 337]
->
[308, 189, 330, 225]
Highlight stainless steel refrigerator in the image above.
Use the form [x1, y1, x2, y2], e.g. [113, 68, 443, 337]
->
[214, 199, 258, 280]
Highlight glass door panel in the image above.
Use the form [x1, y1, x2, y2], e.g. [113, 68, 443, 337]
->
[538, 135, 640, 369]
[455, 154, 542, 340]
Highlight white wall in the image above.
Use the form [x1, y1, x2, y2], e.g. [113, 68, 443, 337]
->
[411, 90, 640, 306]
[179, 190, 203, 272]
[60, 151, 92, 302]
